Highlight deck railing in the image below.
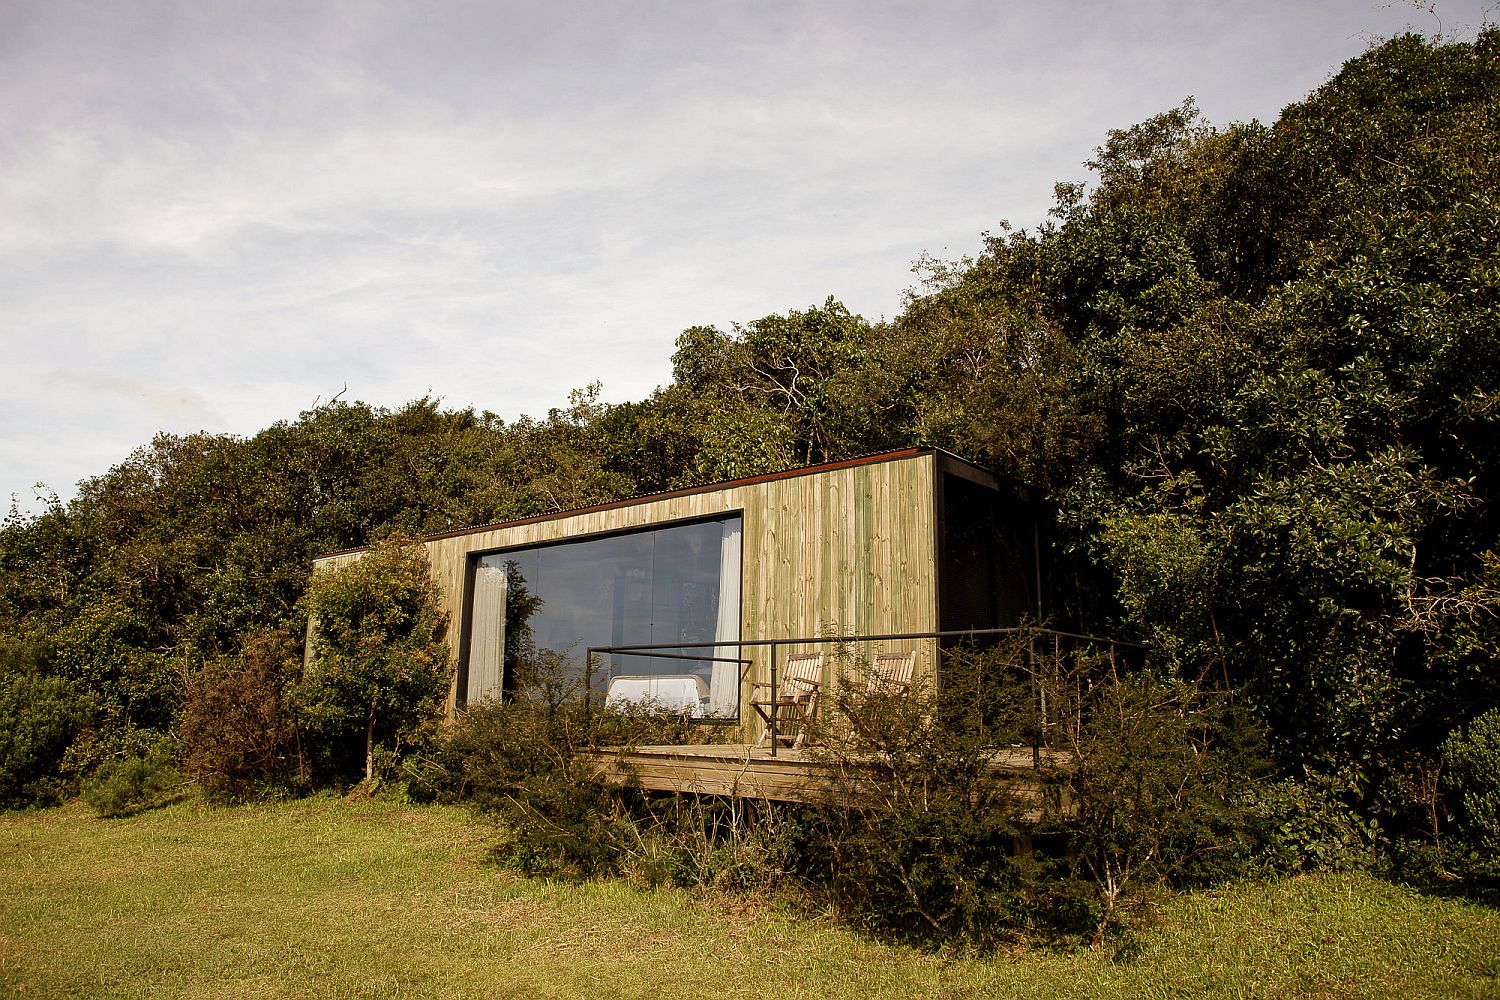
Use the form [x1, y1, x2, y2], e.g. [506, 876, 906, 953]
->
[587, 626, 1144, 758]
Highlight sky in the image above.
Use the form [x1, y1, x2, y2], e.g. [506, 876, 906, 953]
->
[1, 0, 1492, 512]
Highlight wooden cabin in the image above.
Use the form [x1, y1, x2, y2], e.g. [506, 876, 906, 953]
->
[311, 447, 1041, 745]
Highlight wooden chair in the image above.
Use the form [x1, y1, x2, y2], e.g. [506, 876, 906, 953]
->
[749, 652, 824, 748]
[867, 650, 916, 696]
[848, 650, 917, 745]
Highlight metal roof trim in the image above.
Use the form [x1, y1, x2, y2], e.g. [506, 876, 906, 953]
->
[312, 445, 974, 562]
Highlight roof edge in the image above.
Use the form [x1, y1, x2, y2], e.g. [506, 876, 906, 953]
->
[313, 446, 949, 562]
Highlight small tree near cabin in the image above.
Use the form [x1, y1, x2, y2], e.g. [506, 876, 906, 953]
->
[298, 535, 450, 785]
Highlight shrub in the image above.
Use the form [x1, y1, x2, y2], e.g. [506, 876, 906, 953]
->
[1440, 708, 1500, 880]
[809, 638, 1269, 949]
[417, 641, 726, 807]
[181, 631, 302, 800]
[426, 633, 1270, 951]
[296, 535, 452, 785]
[80, 737, 183, 818]
[1244, 771, 1379, 875]
[1051, 663, 1268, 944]
[0, 642, 94, 807]
[416, 658, 745, 880]
[659, 797, 807, 893]
[806, 639, 1088, 948]
[429, 696, 621, 877]
[59, 723, 170, 783]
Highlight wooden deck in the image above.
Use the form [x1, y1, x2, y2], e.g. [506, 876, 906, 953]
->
[585, 743, 1067, 815]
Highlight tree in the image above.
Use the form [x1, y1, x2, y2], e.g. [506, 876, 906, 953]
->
[659, 299, 885, 482]
[297, 535, 451, 785]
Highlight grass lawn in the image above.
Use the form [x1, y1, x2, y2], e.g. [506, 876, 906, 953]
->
[1, 795, 1497, 999]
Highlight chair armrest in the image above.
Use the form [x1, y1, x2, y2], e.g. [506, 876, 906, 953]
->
[749, 681, 817, 704]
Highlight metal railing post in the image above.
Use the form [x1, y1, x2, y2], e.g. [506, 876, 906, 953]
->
[584, 648, 595, 734]
[1030, 629, 1042, 768]
[768, 643, 779, 757]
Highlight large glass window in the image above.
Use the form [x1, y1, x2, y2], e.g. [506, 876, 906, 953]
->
[464, 515, 742, 718]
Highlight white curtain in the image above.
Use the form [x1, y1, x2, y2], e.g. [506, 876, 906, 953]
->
[707, 520, 742, 718]
[466, 563, 508, 705]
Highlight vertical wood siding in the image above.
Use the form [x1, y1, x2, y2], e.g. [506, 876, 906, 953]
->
[313, 452, 941, 737]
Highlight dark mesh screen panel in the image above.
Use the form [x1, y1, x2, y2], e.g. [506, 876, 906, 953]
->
[938, 474, 1036, 632]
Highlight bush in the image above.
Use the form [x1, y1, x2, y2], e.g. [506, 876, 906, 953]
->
[415, 660, 749, 881]
[424, 634, 1272, 951]
[1439, 708, 1500, 881]
[810, 639, 1270, 949]
[662, 797, 807, 893]
[415, 640, 725, 806]
[0, 642, 94, 807]
[431, 704, 606, 877]
[80, 738, 183, 817]
[59, 723, 170, 783]
[181, 632, 302, 800]
[808, 640, 1081, 948]
[1054, 664, 1269, 944]
[1244, 771, 1379, 875]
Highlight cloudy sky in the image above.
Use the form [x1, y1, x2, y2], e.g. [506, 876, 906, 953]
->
[1, 0, 1489, 511]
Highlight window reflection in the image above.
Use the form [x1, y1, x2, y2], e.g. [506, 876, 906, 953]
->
[466, 516, 742, 718]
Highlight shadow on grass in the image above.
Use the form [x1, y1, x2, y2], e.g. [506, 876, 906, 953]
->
[1381, 852, 1500, 910]
[92, 788, 195, 820]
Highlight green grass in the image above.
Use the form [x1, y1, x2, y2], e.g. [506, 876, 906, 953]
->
[1, 795, 1497, 999]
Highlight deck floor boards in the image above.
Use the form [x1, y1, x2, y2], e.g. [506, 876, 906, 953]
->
[584, 743, 1064, 810]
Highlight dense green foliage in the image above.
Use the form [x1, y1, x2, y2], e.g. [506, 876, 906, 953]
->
[0, 640, 92, 806]
[413, 640, 1291, 950]
[79, 739, 183, 818]
[298, 536, 452, 784]
[1440, 707, 1500, 879]
[799, 643, 1275, 948]
[409, 661, 731, 879]
[0, 30, 1496, 906]
[807, 645, 1081, 947]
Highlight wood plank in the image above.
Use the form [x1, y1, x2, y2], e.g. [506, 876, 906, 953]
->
[583, 743, 1065, 817]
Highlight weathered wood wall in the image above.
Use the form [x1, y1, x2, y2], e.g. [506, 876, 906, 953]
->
[313, 450, 944, 740]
